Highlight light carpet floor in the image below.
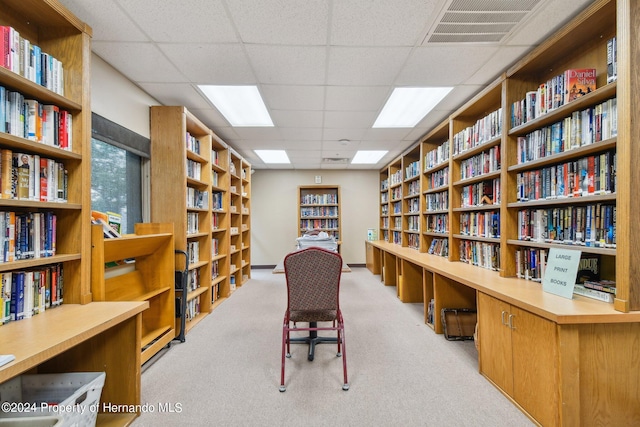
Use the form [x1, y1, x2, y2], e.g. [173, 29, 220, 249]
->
[132, 268, 534, 427]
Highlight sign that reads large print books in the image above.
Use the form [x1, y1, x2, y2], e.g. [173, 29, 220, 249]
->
[542, 247, 582, 299]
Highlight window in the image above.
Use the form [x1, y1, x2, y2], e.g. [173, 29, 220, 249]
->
[90, 114, 150, 233]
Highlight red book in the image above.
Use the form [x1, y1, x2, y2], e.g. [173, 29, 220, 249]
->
[564, 68, 597, 103]
[0, 26, 9, 69]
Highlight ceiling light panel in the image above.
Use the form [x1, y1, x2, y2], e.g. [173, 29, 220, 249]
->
[254, 150, 290, 164]
[199, 85, 274, 127]
[373, 87, 453, 128]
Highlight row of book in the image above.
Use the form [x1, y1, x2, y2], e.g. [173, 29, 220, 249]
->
[426, 167, 449, 190]
[186, 298, 200, 321]
[186, 131, 201, 155]
[187, 188, 208, 209]
[405, 160, 420, 180]
[390, 186, 402, 201]
[459, 145, 501, 180]
[0, 26, 65, 95]
[407, 233, 419, 250]
[426, 214, 448, 234]
[460, 178, 501, 208]
[393, 217, 401, 229]
[212, 238, 219, 256]
[381, 205, 388, 217]
[517, 204, 616, 248]
[187, 212, 199, 234]
[212, 212, 223, 230]
[406, 216, 419, 232]
[458, 240, 500, 271]
[211, 259, 219, 280]
[516, 151, 616, 202]
[300, 206, 338, 217]
[391, 230, 402, 244]
[453, 108, 502, 156]
[211, 170, 220, 187]
[460, 211, 500, 239]
[187, 241, 200, 264]
[425, 191, 448, 212]
[516, 98, 617, 164]
[424, 140, 450, 170]
[406, 197, 420, 214]
[427, 238, 448, 257]
[0, 265, 64, 324]
[300, 193, 338, 205]
[212, 191, 223, 211]
[392, 201, 401, 214]
[186, 159, 202, 181]
[0, 150, 68, 202]
[510, 68, 598, 127]
[299, 219, 339, 230]
[389, 169, 402, 186]
[407, 180, 420, 197]
[1, 87, 73, 149]
[187, 269, 199, 292]
[381, 178, 389, 191]
[1, 211, 57, 262]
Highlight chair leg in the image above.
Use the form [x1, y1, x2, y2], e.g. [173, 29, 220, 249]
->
[280, 323, 288, 392]
[340, 322, 349, 391]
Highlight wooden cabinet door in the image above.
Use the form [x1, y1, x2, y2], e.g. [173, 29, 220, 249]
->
[511, 306, 559, 427]
[478, 292, 513, 395]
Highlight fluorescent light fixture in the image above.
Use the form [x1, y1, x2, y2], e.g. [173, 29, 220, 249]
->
[373, 87, 453, 128]
[198, 85, 274, 127]
[351, 150, 388, 164]
[254, 149, 290, 164]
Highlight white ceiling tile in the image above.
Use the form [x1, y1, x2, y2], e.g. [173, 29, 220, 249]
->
[288, 150, 323, 159]
[246, 45, 327, 85]
[360, 127, 414, 141]
[137, 83, 211, 110]
[331, 0, 441, 47]
[398, 45, 499, 86]
[506, 0, 593, 46]
[465, 46, 532, 85]
[231, 127, 284, 140]
[323, 128, 367, 142]
[115, 0, 237, 43]
[325, 86, 390, 111]
[323, 111, 377, 128]
[226, 0, 329, 45]
[327, 47, 412, 85]
[159, 43, 256, 84]
[188, 108, 238, 132]
[322, 140, 362, 152]
[270, 110, 324, 128]
[93, 42, 186, 83]
[280, 127, 324, 141]
[58, 0, 148, 41]
[261, 85, 326, 111]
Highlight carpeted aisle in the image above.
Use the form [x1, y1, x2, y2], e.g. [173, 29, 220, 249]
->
[132, 268, 534, 427]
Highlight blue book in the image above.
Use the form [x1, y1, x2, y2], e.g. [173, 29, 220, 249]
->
[10, 271, 24, 321]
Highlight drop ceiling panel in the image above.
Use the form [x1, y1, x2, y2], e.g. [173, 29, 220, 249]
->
[261, 85, 326, 111]
[245, 45, 327, 85]
[326, 47, 412, 86]
[323, 111, 377, 129]
[330, 0, 441, 46]
[225, 0, 329, 45]
[230, 127, 284, 141]
[270, 110, 324, 128]
[92, 42, 186, 83]
[159, 43, 256, 84]
[322, 128, 367, 143]
[399, 45, 499, 85]
[115, 0, 237, 43]
[58, 0, 148, 41]
[324, 86, 389, 112]
[280, 127, 324, 141]
[137, 83, 211, 109]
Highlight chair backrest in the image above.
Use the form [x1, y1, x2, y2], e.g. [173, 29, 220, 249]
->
[283, 247, 343, 314]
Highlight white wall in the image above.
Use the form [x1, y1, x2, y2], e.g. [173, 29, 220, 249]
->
[251, 169, 379, 266]
[90, 54, 159, 137]
[90, 54, 380, 266]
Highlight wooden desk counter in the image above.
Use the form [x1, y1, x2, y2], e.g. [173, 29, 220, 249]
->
[366, 240, 640, 324]
[0, 301, 148, 426]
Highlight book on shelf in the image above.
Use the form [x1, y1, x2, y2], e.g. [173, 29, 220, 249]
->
[564, 68, 596, 103]
[607, 36, 617, 83]
[573, 283, 614, 303]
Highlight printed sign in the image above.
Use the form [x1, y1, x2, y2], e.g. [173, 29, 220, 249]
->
[542, 247, 582, 299]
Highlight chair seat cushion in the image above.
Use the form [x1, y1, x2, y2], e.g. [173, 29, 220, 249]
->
[289, 309, 337, 323]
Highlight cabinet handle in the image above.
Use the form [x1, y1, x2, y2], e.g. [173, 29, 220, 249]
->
[508, 314, 515, 330]
[501, 311, 508, 326]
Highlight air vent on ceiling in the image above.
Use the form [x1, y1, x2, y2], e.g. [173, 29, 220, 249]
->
[322, 157, 349, 164]
[426, 0, 541, 44]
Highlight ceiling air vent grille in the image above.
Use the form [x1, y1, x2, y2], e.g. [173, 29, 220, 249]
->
[426, 0, 541, 44]
[322, 158, 349, 164]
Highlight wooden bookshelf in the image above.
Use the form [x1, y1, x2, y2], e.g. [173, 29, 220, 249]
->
[420, 119, 450, 258]
[369, 0, 640, 424]
[150, 106, 252, 334]
[90, 222, 175, 365]
[240, 157, 252, 285]
[402, 145, 421, 251]
[150, 106, 214, 333]
[298, 185, 341, 243]
[379, 168, 390, 242]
